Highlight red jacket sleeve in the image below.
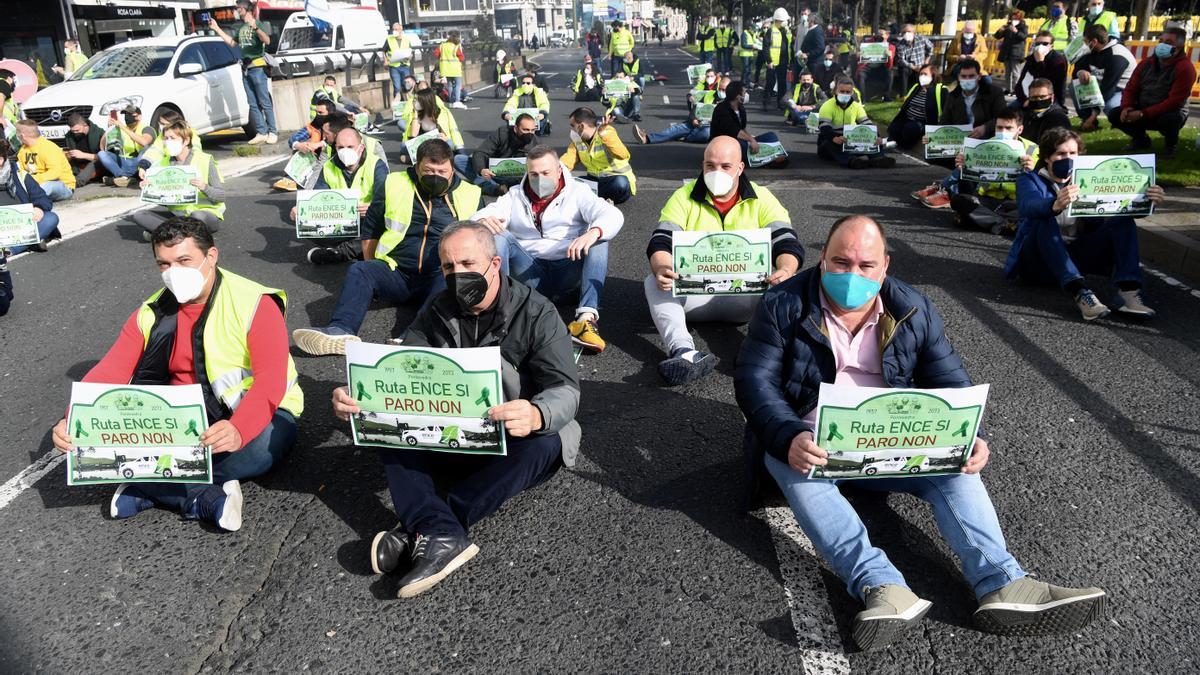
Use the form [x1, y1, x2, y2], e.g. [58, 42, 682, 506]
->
[82, 310, 146, 385]
[1142, 58, 1197, 120]
[228, 297, 290, 448]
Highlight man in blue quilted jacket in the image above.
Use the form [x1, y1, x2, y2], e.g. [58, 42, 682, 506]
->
[734, 215, 1106, 652]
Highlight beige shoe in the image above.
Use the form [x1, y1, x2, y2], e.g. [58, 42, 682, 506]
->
[292, 327, 361, 356]
[851, 584, 932, 651]
[266, 132, 278, 144]
[974, 577, 1106, 636]
[1116, 289, 1155, 317]
[246, 133, 268, 145]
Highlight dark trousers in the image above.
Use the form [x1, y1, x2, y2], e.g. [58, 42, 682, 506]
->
[886, 116, 925, 149]
[857, 64, 894, 100]
[380, 432, 563, 536]
[763, 64, 789, 107]
[894, 65, 919, 98]
[329, 260, 445, 334]
[754, 53, 766, 83]
[70, 158, 104, 185]
[126, 410, 297, 517]
[1107, 107, 1189, 149]
[1014, 217, 1143, 289]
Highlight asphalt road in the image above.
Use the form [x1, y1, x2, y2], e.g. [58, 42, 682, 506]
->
[1, 43, 1198, 674]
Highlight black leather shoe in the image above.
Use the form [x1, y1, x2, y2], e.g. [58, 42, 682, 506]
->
[396, 533, 479, 598]
[370, 525, 410, 575]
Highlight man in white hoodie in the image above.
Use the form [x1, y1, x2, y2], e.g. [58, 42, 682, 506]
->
[471, 145, 624, 353]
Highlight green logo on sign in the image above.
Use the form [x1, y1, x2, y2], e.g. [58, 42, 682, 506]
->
[70, 388, 206, 448]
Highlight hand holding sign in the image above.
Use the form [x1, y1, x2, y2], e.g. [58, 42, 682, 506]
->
[962, 437, 990, 474]
[201, 420, 242, 454]
[488, 399, 542, 438]
[332, 385, 359, 421]
[788, 431, 828, 473]
[51, 418, 75, 453]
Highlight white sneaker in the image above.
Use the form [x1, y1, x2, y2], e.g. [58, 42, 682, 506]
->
[1075, 289, 1111, 321]
[451, 101, 468, 109]
[246, 134, 268, 145]
[1116, 289, 1156, 317]
[266, 132, 278, 144]
[217, 480, 243, 532]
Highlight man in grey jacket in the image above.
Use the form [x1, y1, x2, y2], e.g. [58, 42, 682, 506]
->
[332, 220, 581, 598]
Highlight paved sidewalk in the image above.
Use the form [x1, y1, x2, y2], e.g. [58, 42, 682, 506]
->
[52, 131, 290, 239]
[1138, 186, 1200, 285]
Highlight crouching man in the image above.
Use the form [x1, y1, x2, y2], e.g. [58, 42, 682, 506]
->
[332, 221, 581, 598]
[734, 214, 1106, 651]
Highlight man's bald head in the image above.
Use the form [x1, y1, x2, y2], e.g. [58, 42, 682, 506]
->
[822, 215, 890, 282]
[704, 136, 742, 166]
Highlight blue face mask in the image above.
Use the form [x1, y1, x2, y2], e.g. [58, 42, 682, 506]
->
[836, 93, 852, 104]
[1154, 43, 1175, 59]
[1050, 7, 1063, 17]
[821, 268, 882, 311]
[823, 59, 833, 67]
[1051, 157, 1074, 179]
[959, 78, 978, 92]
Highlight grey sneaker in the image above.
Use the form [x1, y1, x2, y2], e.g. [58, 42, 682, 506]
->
[292, 326, 361, 356]
[1075, 289, 1111, 321]
[974, 577, 1106, 636]
[851, 584, 932, 651]
[1116, 289, 1156, 317]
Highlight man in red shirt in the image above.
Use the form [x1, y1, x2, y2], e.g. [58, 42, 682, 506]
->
[50, 218, 303, 531]
[1108, 27, 1196, 159]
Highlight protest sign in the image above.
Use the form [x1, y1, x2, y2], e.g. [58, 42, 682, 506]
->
[1068, 154, 1156, 218]
[924, 124, 972, 159]
[354, 112, 370, 131]
[575, 177, 599, 194]
[748, 141, 788, 167]
[284, 149, 326, 187]
[346, 342, 506, 456]
[962, 137, 1025, 183]
[694, 102, 716, 123]
[66, 383, 211, 486]
[295, 189, 360, 238]
[141, 165, 198, 205]
[1072, 78, 1104, 109]
[687, 63, 712, 84]
[507, 108, 541, 125]
[489, 157, 528, 178]
[404, 129, 442, 161]
[1064, 35, 1089, 63]
[0, 203, 40, 248]
[858, 42, 890, 63]
[672, 229, 771, 297]
[604, 79, 632, 100]
[809, 383, 990, 480]
[843, 124, 880, 154]
[804, 113, 821, 133]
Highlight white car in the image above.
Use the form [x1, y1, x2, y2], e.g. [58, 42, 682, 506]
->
[861, 455, 929, 476]
[22, 35, 253, 143]
[118, 455, 177, 479]
[269, 8, 389, 77]
[402, 425, 463, 448]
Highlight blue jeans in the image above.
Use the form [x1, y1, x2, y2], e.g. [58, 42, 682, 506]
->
[96, 150, 141, 178]
[1074, 89, 1123, 120]
[453, 154, 523, 197]
[389, 64, 411, 96]
[1015, 216, 1143, 289]
[244, 66, 277, 135]
[328, 259, 445, 333]
[610, 55, 623, 78]
[447, 76, 463, 104]
[6, 211, 60, 255]
[648, 122, 710, 144]
[40, 180, 73, 202]
[741, 56, 754, 84]
[495, 231, 607, 318]
[595, 175, 631, 204]
[380, 431, 562, 536]
[787, 108, 815, 125]
[616, 94, 642, 119]
[124, 410, 297, 518]
[765, 453, 1026, 601]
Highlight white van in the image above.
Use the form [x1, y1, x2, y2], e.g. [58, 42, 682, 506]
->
[22, 35, 253, 141]
[269, 8, 388, 77]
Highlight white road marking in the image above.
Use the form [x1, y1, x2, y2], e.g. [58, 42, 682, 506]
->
[1141, 264, 1200, 300]
[762, 505, 853, 673]
[0, 451, 66, 512]
[663, 95, 670, 105]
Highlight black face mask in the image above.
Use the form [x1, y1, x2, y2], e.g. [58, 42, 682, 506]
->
[515, 131, 535, 145]
[446, 270, 490, 311]
[419, 174, 450, 196]
[1027, 97, 1052, 111]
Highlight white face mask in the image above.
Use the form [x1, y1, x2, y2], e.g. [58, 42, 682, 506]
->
[0, 160, 10, 185]
[569, 129, 584, 145]
[528, 173, 558, 198]
[337, 147, 361, 166]
[903, 32, 914, 42]
[161, 257, 211, 304]
[918, 74, 932, 87]
[994, 130, 1015, 141]
[703, 170, 735, 197]
[740, 92, 749, 103]
[963, 31, 975, 39]
[164, 139, 185, 158]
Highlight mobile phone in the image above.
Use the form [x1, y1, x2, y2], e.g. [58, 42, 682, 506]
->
[109, 110, 118, 122]
[199, 12, 211, 24]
